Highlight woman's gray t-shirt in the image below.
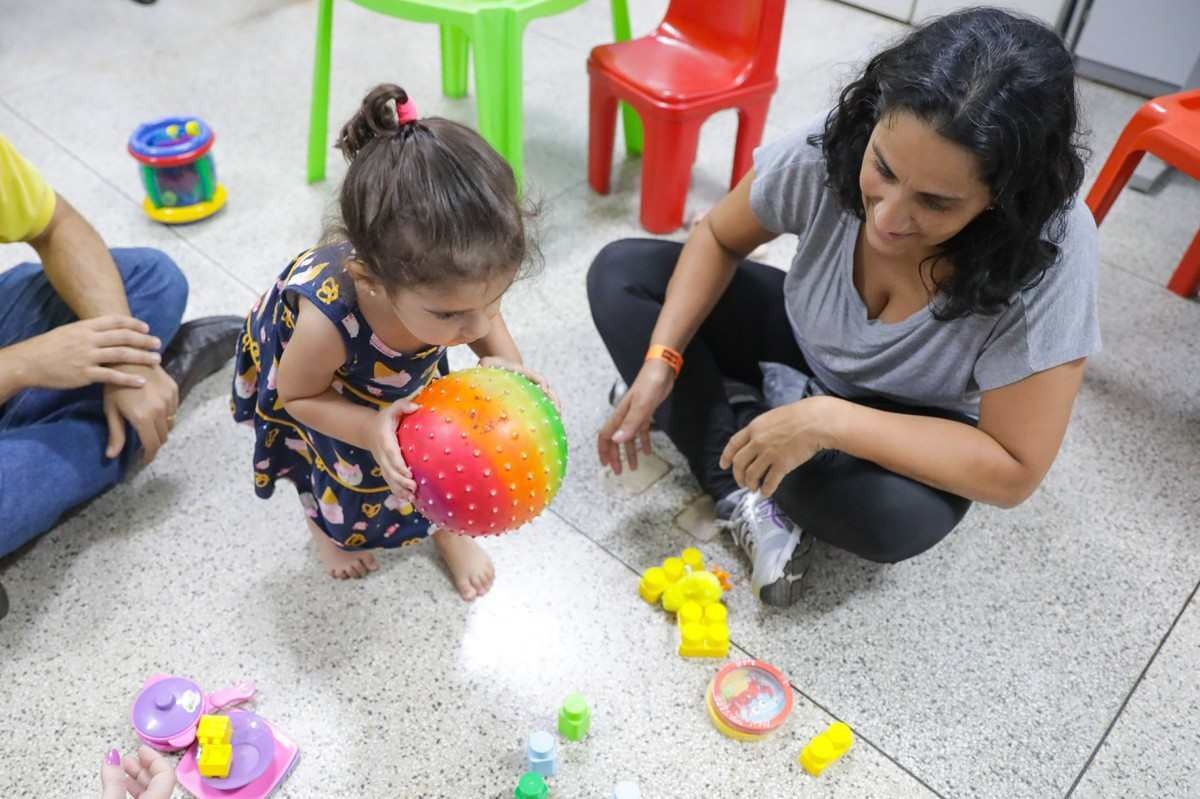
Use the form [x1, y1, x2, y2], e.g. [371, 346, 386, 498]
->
[748, 120, 1101, 419]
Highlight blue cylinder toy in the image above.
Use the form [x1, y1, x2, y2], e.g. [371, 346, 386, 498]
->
[128, 116, 227, 224]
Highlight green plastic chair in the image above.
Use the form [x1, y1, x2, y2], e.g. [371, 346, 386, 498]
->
[307, 0, 644, 186]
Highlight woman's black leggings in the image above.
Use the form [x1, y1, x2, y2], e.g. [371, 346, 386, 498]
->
[586, 238, 974, 564]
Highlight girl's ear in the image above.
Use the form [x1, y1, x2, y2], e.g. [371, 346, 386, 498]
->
[345, 259, 382, 296]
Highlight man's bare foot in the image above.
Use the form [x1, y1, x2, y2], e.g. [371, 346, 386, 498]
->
[432, 530, 495, 601]
[308, 519, 378, 579]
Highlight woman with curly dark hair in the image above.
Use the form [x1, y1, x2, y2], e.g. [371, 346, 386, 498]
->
[587, 8, 1099, 606]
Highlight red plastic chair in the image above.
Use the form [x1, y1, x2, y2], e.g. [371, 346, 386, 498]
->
[1086, 89, 1200, 299]
[587, 0, 786, 233]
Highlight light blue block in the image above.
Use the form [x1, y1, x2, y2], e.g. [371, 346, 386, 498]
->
[527, 730, 556, 778]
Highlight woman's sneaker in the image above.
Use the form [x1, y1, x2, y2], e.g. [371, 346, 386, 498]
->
[727, 491, 811, 607]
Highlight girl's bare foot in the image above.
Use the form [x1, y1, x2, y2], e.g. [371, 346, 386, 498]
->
[432, 530, 495, 601]
[308, 519, 378, 579]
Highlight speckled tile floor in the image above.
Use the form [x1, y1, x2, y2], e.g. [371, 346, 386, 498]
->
[1, 1, 1199, 797]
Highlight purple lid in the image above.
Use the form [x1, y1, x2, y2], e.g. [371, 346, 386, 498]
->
[200, 710, 276, 790]
[131, 676, 203, 740]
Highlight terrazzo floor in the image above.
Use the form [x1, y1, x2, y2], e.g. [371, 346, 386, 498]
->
[1, 1, 1198, 797]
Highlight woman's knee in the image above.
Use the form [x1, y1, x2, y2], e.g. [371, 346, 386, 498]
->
[586, 238, 678, 311]
[588, 240, 636, 309]
[776, 458, 970, 564]
[847, 520, 956, 564]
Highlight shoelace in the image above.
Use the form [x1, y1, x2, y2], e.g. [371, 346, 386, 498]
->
[728, 498, 761, 558]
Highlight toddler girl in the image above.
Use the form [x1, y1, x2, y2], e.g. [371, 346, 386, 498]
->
[232, 84, 548, 600]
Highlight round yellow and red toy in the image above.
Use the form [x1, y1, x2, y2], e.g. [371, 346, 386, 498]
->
[128, 116, 226, 224]
[396, 368, 567, 536]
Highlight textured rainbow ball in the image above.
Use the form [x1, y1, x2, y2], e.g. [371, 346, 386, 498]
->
[396, 367, 568, 537]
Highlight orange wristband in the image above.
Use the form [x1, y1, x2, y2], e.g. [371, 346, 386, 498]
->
[645, 344, 683, 376]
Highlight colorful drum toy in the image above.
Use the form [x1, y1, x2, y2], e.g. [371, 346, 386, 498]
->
[128, 116, 227, 224]
[705, 659, 794, 742]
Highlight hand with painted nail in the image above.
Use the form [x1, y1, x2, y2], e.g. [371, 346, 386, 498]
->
[100, 746, 175, 799]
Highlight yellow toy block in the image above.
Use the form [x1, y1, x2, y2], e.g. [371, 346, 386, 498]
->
[681, 547, 704, 571]
[682, 571, 723, 603]
[197, 743, 233, 778]
[196, 714, 232, 746]
[663, 569, 723, 612]
[677, 600, 729, 658]
[799, 721, 853, 776]
[661, 556, 686, 583]
[661, 582, 685, 612]
[638, 566, 668, 604]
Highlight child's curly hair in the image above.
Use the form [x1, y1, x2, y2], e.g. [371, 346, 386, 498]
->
[811, 8, 1088, 320]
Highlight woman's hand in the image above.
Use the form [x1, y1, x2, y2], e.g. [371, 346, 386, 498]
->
[100, 746, 175, 799]
[365, 399, 419, 502]
[719, 396, 839, 497]
[478, 356, 560, 411]
[597, 359, 676, 474]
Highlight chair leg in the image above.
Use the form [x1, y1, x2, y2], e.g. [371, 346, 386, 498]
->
[1085, 143, 1147, 226]
[1086, 109, 1163, 224]
[440, 24, 469, 99]
[588, 79, 620, 195]
[608, 0, 643, 156]
[1166, 227, 1200, 299]
[306, 0, 335, 183]
[639, 116, 703, 233]
[621, 104, 644, 157]
[472, 8, 525, 187]
[731, 97, 770, 189]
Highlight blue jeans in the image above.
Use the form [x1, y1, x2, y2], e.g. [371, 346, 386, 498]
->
[0, 248, 187, 557]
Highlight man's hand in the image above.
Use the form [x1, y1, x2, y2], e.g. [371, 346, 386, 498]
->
[103, 364, 178, 463]
[6, 315, 161, 391]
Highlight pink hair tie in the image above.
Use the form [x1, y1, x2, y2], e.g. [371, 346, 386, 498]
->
[396, 98, 419, 126]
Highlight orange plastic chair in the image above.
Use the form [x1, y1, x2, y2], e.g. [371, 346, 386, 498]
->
[587, 0, 786, 233]
[1086, 89, 1200, 299]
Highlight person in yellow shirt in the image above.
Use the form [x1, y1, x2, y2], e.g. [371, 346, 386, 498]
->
[0, 132, 241, 613]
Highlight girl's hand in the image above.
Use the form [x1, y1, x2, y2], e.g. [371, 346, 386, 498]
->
[718, 396, 838, 497]
[597, 359, 675, 474]
[100, 746, 175, 799]
[366, 399, 419, 502]
[477, 356, 561, 412]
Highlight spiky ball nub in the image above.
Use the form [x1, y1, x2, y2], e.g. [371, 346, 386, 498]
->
[396, 367, 568, 537]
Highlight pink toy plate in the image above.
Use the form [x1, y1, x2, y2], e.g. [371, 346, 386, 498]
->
[198, 711, 275, 790]
[177, 715, 298, 799]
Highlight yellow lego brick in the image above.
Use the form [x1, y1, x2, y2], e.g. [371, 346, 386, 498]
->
[197, 743, 233, 778]
[680, 547, 704, 571]
[661, 557, 686, 583]
[680, 571, 723, 604]
[196, 714, 232, 746]
[638, 566, 668, 604]
[664, 570, 724, 613]
[661, 582, 685, 613]
[677, 600, 729, 658]
[799, 721, 853, 776]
